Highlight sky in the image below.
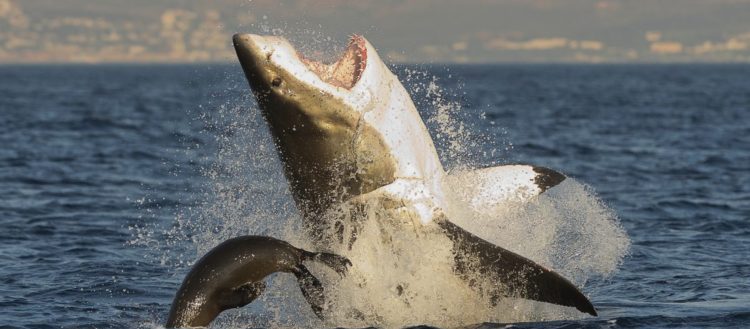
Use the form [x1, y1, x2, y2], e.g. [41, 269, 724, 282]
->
[1, 0, 750, 63]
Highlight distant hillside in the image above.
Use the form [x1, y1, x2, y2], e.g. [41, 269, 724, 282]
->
[1, 0, 749, 64]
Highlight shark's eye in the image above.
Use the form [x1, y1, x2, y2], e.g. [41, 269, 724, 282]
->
[271, 77, 282, 87]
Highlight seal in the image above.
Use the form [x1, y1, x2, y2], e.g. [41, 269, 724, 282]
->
[165, 236, 351, 328]
[232, 33, 595, 316]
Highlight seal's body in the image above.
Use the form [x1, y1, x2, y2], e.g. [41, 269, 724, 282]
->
[166, 236, 350, 328]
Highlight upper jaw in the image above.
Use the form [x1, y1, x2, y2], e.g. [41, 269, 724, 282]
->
[297, 35, 367, 89]
[233, 33, 369, 93]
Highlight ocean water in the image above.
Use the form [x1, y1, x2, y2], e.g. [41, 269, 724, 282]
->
[0, 63, 748, 328]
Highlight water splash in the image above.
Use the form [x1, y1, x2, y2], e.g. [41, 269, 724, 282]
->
[445, 178, 630, 286]
[305, 176, 629, 328]
[132, 32, 629, 328]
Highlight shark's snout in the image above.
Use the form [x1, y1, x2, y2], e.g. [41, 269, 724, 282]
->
[232, 33, 248, 50]
[233, 33, 267, 60]
[233, 33, 264, 72]
[233, 33, 368, 91]
[233, 33, 279, 96]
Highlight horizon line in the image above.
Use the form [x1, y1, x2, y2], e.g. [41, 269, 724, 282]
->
[2, 59, 750, 66]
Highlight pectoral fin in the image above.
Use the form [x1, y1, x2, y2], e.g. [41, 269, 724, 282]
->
[447, 165, 566, 211]
[438, 219, 597, 316]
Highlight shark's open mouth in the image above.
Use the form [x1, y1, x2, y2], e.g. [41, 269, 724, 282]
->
[299, 35, 367, 89]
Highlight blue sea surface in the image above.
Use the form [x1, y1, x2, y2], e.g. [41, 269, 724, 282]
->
[0, 64, 748, 328]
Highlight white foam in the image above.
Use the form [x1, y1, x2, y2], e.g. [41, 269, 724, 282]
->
[190, 96, 628, 328]
[133, 36, 629, 328]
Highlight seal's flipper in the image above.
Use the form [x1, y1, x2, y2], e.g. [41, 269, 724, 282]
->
[438, 219, 597, 316]
[292, 264, 326, 319]
[219, 281, 266, 311]
[447, 165, 566, 210]
[303, 251, 352, 276]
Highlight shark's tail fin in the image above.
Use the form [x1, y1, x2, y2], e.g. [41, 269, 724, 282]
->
[438, 219, 597, 316]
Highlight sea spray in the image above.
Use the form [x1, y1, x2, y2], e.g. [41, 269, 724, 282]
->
[133, 34, 630, 328]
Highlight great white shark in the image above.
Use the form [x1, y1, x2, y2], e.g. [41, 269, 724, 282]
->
[233, 33, 597, 316]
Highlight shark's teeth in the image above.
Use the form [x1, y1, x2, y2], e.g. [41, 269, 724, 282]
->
[298, 36, 367, 89]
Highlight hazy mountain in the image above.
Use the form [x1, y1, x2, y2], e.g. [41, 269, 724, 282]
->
[1, 0, 749, 63]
